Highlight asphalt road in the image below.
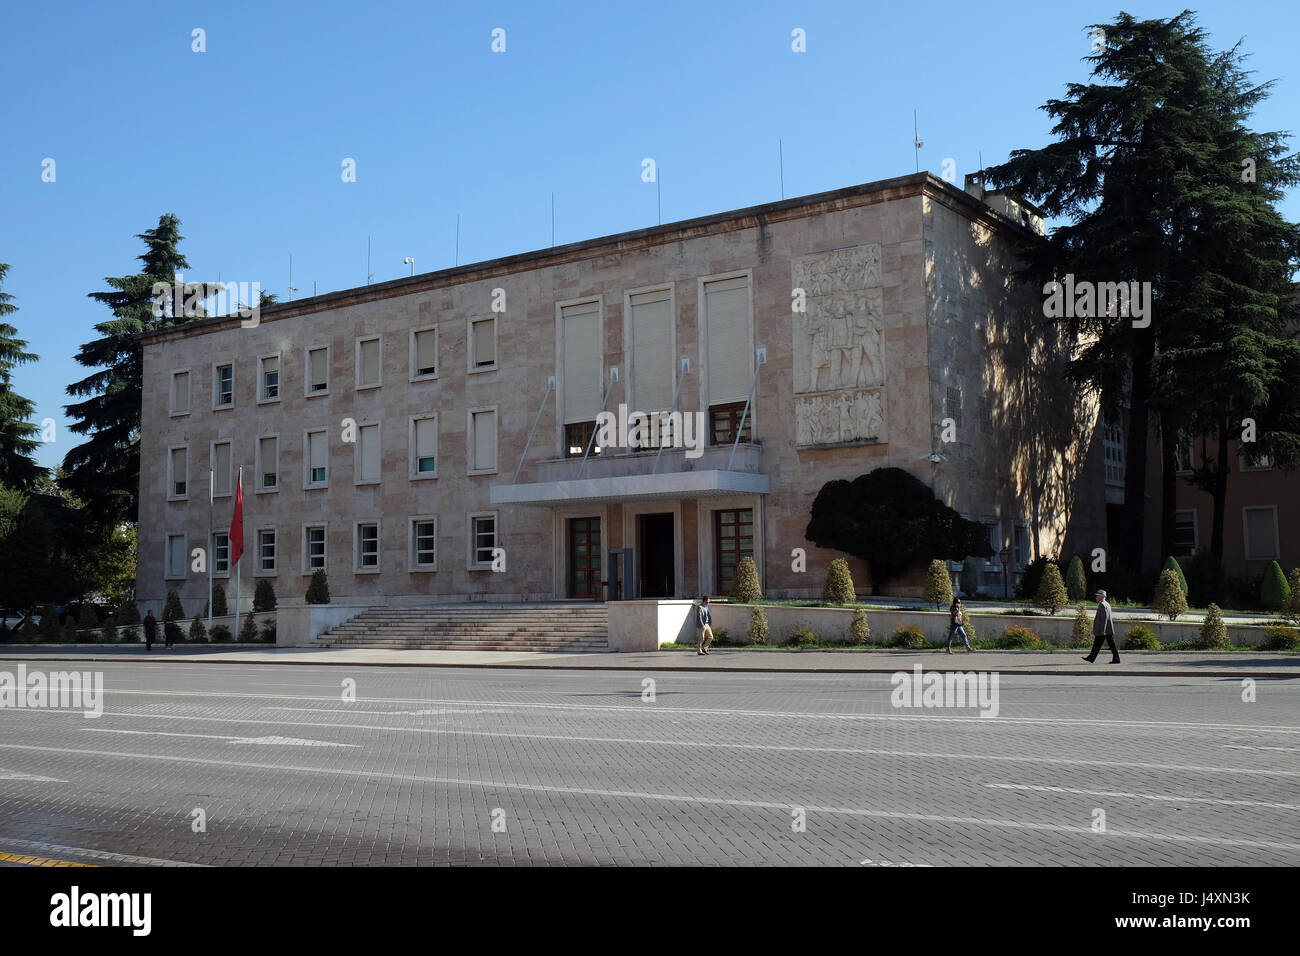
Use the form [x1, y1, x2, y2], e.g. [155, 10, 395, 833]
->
[0, 659, 1296, 866]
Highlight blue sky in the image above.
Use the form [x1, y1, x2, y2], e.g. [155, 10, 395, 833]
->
[3, 0, 1298, 471]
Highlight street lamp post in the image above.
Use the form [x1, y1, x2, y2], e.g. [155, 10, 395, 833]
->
[999, 546, 1011, 600]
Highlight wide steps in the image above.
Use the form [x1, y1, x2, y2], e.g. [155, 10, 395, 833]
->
[314, 604, 610, 652]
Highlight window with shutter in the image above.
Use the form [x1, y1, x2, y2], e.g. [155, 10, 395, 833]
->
[307, 431, 327, 486]
[169, 447, 188, 497]
[258, 437, 278, 490]
[358, 338, 381, 387]
[413, 329, 437, 377]
[471, 318, 496, 369]
[561, 301, 601, 424]
[171, 371, 190, 414]
[1243, 507, 1279, 560]
[703, 277, 751, 406]
[357, 424, 380, 483]
[212, 443, 232, 496]
[166, 535, 186, 579]
[470, 410, 497, 473]
[413, 417, 437, 475]
[630, 290, 673, 413]
[307, 347, 329, 393]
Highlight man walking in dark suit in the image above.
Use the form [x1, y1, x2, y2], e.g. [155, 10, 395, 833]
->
[1082, 589, 1120, 664]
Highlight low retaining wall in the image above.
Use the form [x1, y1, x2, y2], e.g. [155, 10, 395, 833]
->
[276, 604, 372, 647]
[606, 601, 1271, 650]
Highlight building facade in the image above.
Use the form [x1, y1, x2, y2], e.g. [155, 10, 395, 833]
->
[136, 173, 1108, 614]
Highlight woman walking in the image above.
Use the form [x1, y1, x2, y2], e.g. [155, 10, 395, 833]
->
[947, 598, 973, 654]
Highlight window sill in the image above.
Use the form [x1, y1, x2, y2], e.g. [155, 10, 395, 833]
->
[256, 397, 280, 406]
[356, 383, 382, 392]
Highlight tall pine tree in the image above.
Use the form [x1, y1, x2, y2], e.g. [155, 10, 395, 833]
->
[0, 264, 44, 491]
[984, 11, 1299, 576]
[63, 214, 199, 526]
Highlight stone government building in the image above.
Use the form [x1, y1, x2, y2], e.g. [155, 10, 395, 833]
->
[136, 172, 1109, 616]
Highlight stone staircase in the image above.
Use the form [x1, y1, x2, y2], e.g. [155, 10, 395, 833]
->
[314, 603, 610, 652]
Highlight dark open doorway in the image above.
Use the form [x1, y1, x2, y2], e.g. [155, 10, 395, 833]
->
[638, 512, 675, 598]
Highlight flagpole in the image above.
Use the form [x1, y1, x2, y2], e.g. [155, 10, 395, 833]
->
[234, 467, 241, 640]
[208, 468, 213, 628]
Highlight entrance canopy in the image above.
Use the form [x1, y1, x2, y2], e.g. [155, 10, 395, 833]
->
[490, 469, 769, 507]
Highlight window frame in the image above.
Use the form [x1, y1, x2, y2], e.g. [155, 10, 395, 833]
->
[302, 523, 328, 573]
[257, 353, 281, 404]
[467, 315, 499, 373]
[356, 335, 382, 390]
[254, 526, 277, 576]
[255, 434, 279, 494]
[708, 402, 753, 447]
[305, 345, 330, 398]
[210, 440, 234, 499]
[409, 515, 438, 572]
[212, 362, 235, 410]
[354, 520, 381, 574]
[167, 443, 190, 501]
[467, 405, 499, 476]
[210, 530, 231, 579]
[409, 326, 439, 381]
[1242, 505, 1280, 561]
[304, 429, 329, 489]
[354, 421, 382, 486]
[1173, 508, 1199, 558]
[409, 415, 438, 479]
[169, 368, 192, 417]
[164, 532, 187, 581]
[468, 511, 499, 570]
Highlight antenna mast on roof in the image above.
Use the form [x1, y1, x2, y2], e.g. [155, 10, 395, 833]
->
[913, 111, 923, 173]
[288, 255, 297, 301]
[779, 139, 785, 199]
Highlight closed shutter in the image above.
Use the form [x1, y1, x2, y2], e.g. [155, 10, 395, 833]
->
[472, 410, 496, 471]
[1245, 508, 1278, 559]
[415, 330, 436, 375]
[259, 437, 277, 487]
[170, 448, 186, 493]
[704, 277, 751, 405]
[213, 443, 231, 495]
[359, 424, 380, 482]
[309, 432, 327, 478]
[630, 290, 673, 412]
[562, 301, 601, 423]
[415, 418, 436, 471]
[472, 319, 496, 366]
[172, 372, 189, 412]
[359, 339, 380, 385]
[168, 536, 185, 577]
[308, 348, 328, 390]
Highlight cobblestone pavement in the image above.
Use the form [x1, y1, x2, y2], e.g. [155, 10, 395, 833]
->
[0, 659, 1296, 865]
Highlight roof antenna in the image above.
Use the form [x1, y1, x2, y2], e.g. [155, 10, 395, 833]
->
[913, 111, 923, 173]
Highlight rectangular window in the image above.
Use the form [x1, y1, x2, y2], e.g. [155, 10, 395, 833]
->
[306, 430, 328, 487]
[703, 275, 751, 406]
[257, 528, 277, 573]
[412, 416, 437, 476]
[1013, 524, 1029, 569]
[357, 337, 381, 388]
[257, 436, 278, 491]
[259, 355, 280, 401]
[709, 402, 752, 446]
[714, 508, 754, 598]
[469, 317, 497, 370]
[214, 363, 234, 407]
[411, 517, 437, 570]
[411, 328, 437, 378]
[165, 534, 186, 580]
[1243, 506, 1279, 561]
[983, 517, 1002, 565]
[565, 421, 601, 459]
[1174, 509, 1198, 558]
[945, 387, 962, 429]
[1103, 420, 1125, 487]
[470, 513, 497, 567]
[979, 394, 992, 434]
[168, 446, 188, 498]
[1239, 450, 1273, 471]
[304, 525, 327, 571]
[469, 408, 498, 474]
[356, 423, 381, 484]
[212, 441, 232, 497]
[307, 346, 329, 395]
[212, 531, 230, 576]
[629, 288, 674, 414]
[356, 522, 379, 571]
[560, 300, 601, 426]
[170, 370, 191, 415]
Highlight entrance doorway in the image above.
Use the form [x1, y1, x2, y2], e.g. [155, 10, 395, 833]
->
[638, 512, 675, 598]
[568, 517, 602, 599]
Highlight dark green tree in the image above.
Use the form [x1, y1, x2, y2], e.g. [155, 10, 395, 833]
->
[805, 468, 992, 594]
[984, 11, 1300, 575]
[63, 215, 206, 526]
[0, 265, 44, 490]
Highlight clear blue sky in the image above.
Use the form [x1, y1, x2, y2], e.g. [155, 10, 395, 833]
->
[3, 0, 1298, 471]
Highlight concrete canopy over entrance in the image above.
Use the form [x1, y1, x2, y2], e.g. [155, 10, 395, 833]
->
[490, 469, 769, 507]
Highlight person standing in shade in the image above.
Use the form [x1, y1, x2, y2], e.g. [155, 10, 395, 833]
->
[696, 596, 714, 656]
[143, 610, 157, 652]
[946, 597, 972, 654]
[163, 618, 179, 650]
[1083, 589, 1121, 664]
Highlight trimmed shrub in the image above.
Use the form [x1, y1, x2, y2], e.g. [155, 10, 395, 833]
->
[997, 625, 1044, 649]
[1283, 568, 1300, 625]
[822, 558, 856, 604]
[99, 622, 117, 643]
[1123, 624, 1161, 650]
[1260, 625, 1300, 651]
[710, 628, 729, 646]
[188, 616, 207, 643]
[961, 613, 977, 644]
[210, 624, 234, 643]
[253, 579, 278, 613]
[850, 607, 871, 645]
[239, 613, 259, 643]
[1162, 555, 1189, 596]
[1185, 548, 1225, 608]
[747, 606, 769, 645]
[1260, 561, 1290, 611]
[731, 556, 761, 604]
[118, 601, 141, 625]
[211, 584, 228, 617]
[1035, 562, 1069, 616]
[1065, 555, 1087, 600]
[787, 627, 818, 648]
[1070, 603, 1091, 648]
[960, 556, 981, 597]
[36, 604, 60, 639]
[923, 559, 953, 610]
[306, 570, 331, 605]
[889, 624, 927, 649]
[1152, 569, 1188, 621]
[1017, 556, 1060, 601]
[162, 589, 185, 623]
[1198, 604, 1229, 649]
[259, 621, 277, 643]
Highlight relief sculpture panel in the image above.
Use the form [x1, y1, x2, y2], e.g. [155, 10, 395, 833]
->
[792, 244, 887, 446]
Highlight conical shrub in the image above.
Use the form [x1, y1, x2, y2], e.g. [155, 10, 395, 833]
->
[923, 559, 953, 610]
[1065, 555, 1087, 600]
[1153, 569, 1188, 621]
[822, 558, 856, 604]
[1035, 562, 1069, 615]
[1198, 603, 1228, 649]
[731, 556, 761, 603]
